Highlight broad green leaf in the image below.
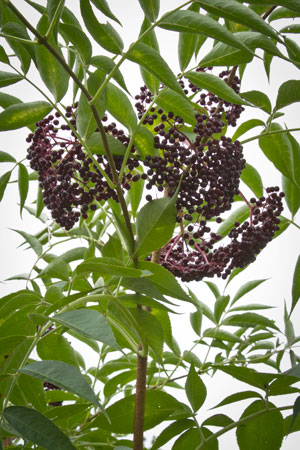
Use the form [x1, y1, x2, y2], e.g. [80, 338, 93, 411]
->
[0, 307, 36, 339]
[186, 71, 249, 106]
[240, 90, 272, 113]
[76, 257, 151, 278]
[0, 92, 22, 109]
[103, 369, 138, 399]
[131, 308, 164, 361]
[194, 0, 279, 41]
[232, 119, 265, 141]
[178, 4, 200, 72]
[188, 288, 216, 324]
[286, 396, 300, 436]
[275, 79, 300, 111]
[0, 170, 11, 202]
[0, 44, 9, 64]
[134, 195, 177, 257]
[185, 364, 206, 412]
[0, 290, 40, 319]
[134, 126, 156, 159]
[216, 365, 277, 390]
[214, 295, 230, 323]
[291, 255, 300, 314]
[59, 23, 92, 64]
[41, 257, 69, 281]
[137, 261, 190, 301]
[17, 374, 47, 412]
[284, 413, 300, 436]
[250, 0, 300, 13]
[86, 132, 127, 156]
[2, 22, 33, 74]
[231, 279, 268, 305]
[93, 390, 183, 432]
[139, 17, 160, 94]
[77, 70, 107, 139]
[172, 427, 217, 450]
[159, 10, 253, 55]
[80, 0, 123, 54]
[284, 36, 300, 69]
[53, 309, 118, 349]
[203, 328, 242, 343]
[18, 163, 28, 216]
[121, 294, 176, 313]
[127, 43, 183, 97]
[0, 101, 52, 131]
[138, 0, 160, 22]
[202, 413, 233, 427]
[3, 406, 77, 450]
[0, 335, 25, 357]
[10, 229, 43, 256]
[283, 175, 300, 217]
[217, 205, 250, 238]
[236, 400, 284, 450]
[259, 123, 296, 185]
[106, 83, 137, 132]
[212, 391, 262, 409]
[90, 0, 121, 25]
[0, 71, 22, 88]
[230, 304, 274, 312]
[280, 24, 300, 33]
[20, 360, 102, 408]
[204, 281, 221, 299]
[35, 16, 69, 102]
[36, 333, 79, 367]
[240, 163, 264, 198]
[151, 419, 194, 450]
[155, 88, 196, 125]
[199, 31, 282, 67]
[90, 55, 128, 93]
[268, 6, 300, 22]
[190, 309, 202, 336]
[223, 313, 279, 331]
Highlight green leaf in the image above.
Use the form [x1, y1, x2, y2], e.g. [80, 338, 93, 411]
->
[133, 125, 156, 158]
[53, 309, 118, 349]
[155, 88, 196, 125]
[232, 119, 265, 141]
[0, 92, 22, 109]
[0, 290, 40, 319]
[203, 328, 242, 343]
[202, 413, 234, 427]
[0, 170, 11, 202]
[286, 396, 300, 436]
[185, 363, 206, 412]
[127, 43, 183, 97]
[204, 281, 221, 299]
[59, 23, 92, 64]
[194, 0, 280, 41]
[90, 55, 128, 93]
[134, 195, 177, 257]
[216, 366, 277, 390]
[268, 5, 300, 21]
[90, 0, 121, 25]
[131, 308, 164, 361]
[80, 0, 123, 54]
[0, 101, 52, 131]
[212, 391, 262, 409]
[0, 44, 9, 64]
[41, 257, 69, 281]
[93, 390, 183, 432]
[186, 71, 249, 106]
[159, 10, 253, 55]
[0, 71, 22, 88]
[231, 279, 268, 305]
[241, 163, 264, 198]
[18, 163, 29, 216]
[284, 36, 300, 69]
[283, 175, 300, 217]
[259, 123, 296, 185]
[172, 427, 217, 450]
[178, 4, 200, 72]
[240, 90, 272, 113]
[138, 0, 160, 22]
[35, 16, 69, 102]
[3, 406, 77, 450]
[236, 400, 284, 450]
[230, 304, 275, 312]
[86, 132, 127, 156]
[77, 70, 107, 139]
[139, 17, 160, 94]
[106, 83, 137, 132]
[190, 309, 202, 336]
[214, 295, 230, 323]
[76, 257, 151, 278]
[275, 79, 300, 111]
[137, 261, 190, 301]
[217, 204, 250, 238]
[20, 360, 102, 408]
[151, 419, 194, 450]
[280, 24, 300, 33]
[10, 229, 43, 256]
[291, 255, 300, 314]
[36, 333, 79, 367]
[223, 313, 279, 331]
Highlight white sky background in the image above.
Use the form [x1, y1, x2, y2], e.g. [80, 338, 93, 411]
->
[0, 1, 300, 449]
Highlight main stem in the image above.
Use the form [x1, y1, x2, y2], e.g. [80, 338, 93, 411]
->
[133, 349, 148, 450]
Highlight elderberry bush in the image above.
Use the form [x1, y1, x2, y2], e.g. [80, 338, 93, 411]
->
[26, 69, 284, 281]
